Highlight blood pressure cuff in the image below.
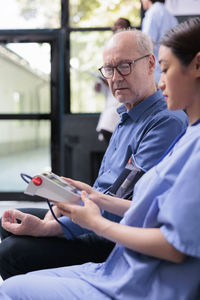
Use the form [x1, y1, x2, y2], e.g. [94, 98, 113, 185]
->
[107, 158, 145, 200]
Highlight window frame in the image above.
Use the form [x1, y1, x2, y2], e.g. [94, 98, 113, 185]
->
[0, 29, 65, 200]
[0, 0, 142, 200]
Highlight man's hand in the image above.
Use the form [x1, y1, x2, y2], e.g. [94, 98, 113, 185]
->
[44, 206, 62, 221]
[2, 209, 63, 237]
[2, 210, 45, 237]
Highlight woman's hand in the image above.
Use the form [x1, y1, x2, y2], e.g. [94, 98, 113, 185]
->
[54, 191, 105, 232]
[61, 178, 108, 209]
[61, 178, 130, 217]
[61, 177, 94, 194]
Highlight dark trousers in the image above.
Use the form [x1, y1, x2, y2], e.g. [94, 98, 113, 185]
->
[0, 208, 115, 280]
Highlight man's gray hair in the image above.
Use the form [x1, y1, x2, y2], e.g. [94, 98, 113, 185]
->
[104, 28, 153, 57]
[130, 29, 153, 54]
[134, 29, 154, 54]
[106, 28, 153, 55]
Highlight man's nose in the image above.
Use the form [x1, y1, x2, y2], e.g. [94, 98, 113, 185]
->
[112, 67, 124, 81]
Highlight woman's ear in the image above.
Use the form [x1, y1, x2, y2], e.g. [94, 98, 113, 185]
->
[194, 52, 200, 77]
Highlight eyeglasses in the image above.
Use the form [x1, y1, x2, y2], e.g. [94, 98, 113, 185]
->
[98, 54, 150, 79]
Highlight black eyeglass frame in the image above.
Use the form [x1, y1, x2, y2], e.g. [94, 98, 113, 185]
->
[98, 54, 150, 79]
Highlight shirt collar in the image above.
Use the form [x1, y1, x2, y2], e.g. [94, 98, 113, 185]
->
[117, 89, 164, 123]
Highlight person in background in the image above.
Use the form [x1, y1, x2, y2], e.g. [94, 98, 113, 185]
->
[141, 0, 178, 83]
[1, 17, 200, 300]
[95, 18, 131, 144]
[0, 29, 188, 281]
[111, 18, 131, 33]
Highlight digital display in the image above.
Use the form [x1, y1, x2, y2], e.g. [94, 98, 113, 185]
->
[42, 172, 81, 195]
[50, 177, 68, 187]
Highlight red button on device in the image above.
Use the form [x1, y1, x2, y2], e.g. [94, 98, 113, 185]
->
[32, 176, 43, 186]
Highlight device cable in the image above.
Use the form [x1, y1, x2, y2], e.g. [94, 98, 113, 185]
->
[20, 173, 76, 238]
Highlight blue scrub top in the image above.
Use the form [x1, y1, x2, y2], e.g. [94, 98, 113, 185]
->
[80, 123, 200, 299]
[3, 124, 199, 300]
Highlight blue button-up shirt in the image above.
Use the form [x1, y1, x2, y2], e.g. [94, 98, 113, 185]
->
[61, 89, 188, 238]
[94, 89, 187, 192]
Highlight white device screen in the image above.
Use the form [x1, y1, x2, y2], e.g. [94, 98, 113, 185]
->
[42, 172, 81, 195]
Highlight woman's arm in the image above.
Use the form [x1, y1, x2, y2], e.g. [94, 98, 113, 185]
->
[89, 192, 131, 216]
[95, 219, 185, 263]
[54, 192, 186, 263]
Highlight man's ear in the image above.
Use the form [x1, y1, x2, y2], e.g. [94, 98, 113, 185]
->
[148, 54, 156, 75]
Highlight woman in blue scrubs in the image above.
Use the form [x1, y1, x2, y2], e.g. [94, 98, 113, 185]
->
[1, 17, 200, 300]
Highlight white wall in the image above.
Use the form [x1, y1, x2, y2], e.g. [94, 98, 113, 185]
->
[166, 0, 200, 16]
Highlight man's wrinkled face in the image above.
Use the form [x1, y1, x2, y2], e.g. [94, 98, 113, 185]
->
[103, 32, 153, 109]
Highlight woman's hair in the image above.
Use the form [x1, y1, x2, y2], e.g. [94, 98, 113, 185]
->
[160, 17, 200, 66]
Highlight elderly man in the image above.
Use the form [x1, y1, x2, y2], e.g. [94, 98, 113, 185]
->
[0, 29, 188, 280]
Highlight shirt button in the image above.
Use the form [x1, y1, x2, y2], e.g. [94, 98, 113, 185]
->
[119, 124, 122, 128]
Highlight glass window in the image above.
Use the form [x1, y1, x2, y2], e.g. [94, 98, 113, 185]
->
[70, 0, 141, 28]
[70, 0, 141, 113]
[0, 0, 61, 29]
[0, 120, 51, 192]
[70, 31, 111, 113]
[0, 43, 50, 114]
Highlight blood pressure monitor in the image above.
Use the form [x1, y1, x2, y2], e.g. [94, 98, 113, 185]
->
[23, 172, 81, 203]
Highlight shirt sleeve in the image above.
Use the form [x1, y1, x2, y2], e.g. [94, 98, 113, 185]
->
[133, 114, 186, 172]
[142, 10, 160, 43]
[158, 148, 200, 258]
